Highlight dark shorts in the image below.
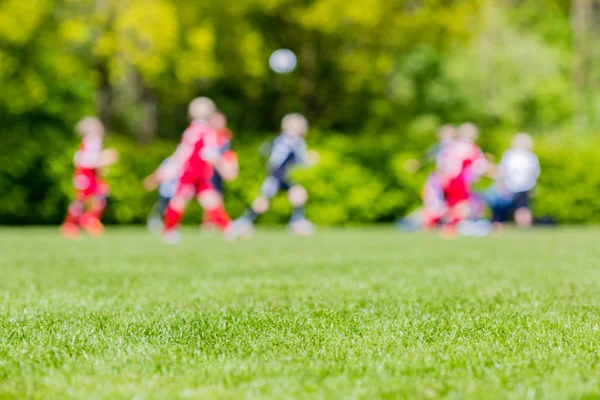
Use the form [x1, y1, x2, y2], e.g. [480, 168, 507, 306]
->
[211, 172, 224, 194]
[483, 188, 531, 223]
[513, 191, 531, 209]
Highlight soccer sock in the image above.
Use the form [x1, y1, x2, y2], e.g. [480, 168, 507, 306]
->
[201, 210, 210, 225]
[207, 206, 231, 231]
[445, 206, 465, 229]
[64, 201, 84, 225]
[151, 197, 170, 219]
[291, 206, 305, 222]
[87, 198, 107, 220]
[243, 209, 259, 223]
[163, 205, 184, 232]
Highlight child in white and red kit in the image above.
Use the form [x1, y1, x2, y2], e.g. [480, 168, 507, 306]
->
[144, 113, 238, 233]
[436, 123, 487, 237]
[60, 117, 118, 239]
[145, 97, 237, 244]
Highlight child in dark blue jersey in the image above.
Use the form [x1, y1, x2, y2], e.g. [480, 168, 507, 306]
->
[228, 113, 318, 238]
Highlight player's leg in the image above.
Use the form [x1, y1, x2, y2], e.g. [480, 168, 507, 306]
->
[422, 174, 445, 231]
[198, 180, 231, 232]
[441, 180, 468, 238]
[287, 184, 313, 236]
[79, 178, 108, 237]
[422, 209, 442, 231]
[163, 183, 194, 242]
[202, 172, 225, 230]
[148, 195, 170, 232]
[513, 191, 533, 228]
[60, 199, 84, 239]
[61, 171, 93, 238]
[239, 176, 279, 224]
[226, 176, 279, 239]
[80, 195, 107, 237]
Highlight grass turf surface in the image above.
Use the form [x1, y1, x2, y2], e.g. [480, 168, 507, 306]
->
[1, 227, 600, 399]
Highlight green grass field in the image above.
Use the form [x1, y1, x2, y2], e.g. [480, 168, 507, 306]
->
[1, 227, 600, 399]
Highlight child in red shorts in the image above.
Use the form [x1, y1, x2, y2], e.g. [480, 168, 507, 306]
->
[437, 123, 487, 237]
[145, 98, 237, 244]
[60, 117, 118, 239]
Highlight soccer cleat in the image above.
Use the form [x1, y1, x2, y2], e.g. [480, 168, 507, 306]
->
[289, 218, 315, 237]
[440, 225, 458, 239]
[473, 219, 492, 237]
[163, 230, 182, 245]
[147, 217, 163, 233]
[224, 218, 255, 241]
[200, 221, 218, 232]
[80, 215, 104, 237]
[60, 223, 80, 240]
[458, 219, 492, 237]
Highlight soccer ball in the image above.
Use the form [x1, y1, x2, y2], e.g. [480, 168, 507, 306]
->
[269, 49, 297, 74]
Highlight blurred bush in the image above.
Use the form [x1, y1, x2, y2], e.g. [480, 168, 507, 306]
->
[2, 130, 599, 226]
[533, 138, 600, 224]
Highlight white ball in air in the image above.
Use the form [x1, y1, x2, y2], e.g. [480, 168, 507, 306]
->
[269, 49, 297, 74]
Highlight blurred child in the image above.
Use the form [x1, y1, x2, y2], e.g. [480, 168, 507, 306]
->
[144, 97, 236, 244]
[202, 112, 238, 229]
[485, 133, 540, 228]
[437, 123, 487, 237]
[228, 113, 318, 239]
[60, 117, 118, 239]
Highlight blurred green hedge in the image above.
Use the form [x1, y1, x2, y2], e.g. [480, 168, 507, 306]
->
[1, 130, 598, 225]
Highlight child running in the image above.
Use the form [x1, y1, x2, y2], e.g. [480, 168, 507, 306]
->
[436, 123, 487, 237]
[228, 113, 318, 238]
[144, 97, 236, 243]
[60, 117, 118, 239]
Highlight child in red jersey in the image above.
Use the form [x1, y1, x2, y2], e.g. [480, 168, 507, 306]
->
[436, 123, 487, 237]
[60, 117, 118, 239]
[145, 97, 236, 244]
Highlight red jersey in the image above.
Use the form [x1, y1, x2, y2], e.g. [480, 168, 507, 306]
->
[157, 120, 219, 182]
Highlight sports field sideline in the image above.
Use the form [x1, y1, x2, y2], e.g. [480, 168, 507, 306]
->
[1, 227, 599, 399]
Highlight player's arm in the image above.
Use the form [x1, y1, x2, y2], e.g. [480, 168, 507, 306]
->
[219, 150, 239, 181]
[483, 153, 498, 179]
[294, 140, 319, 166]
[471, 147, 489, 179]
[201, 133, 238, 181]
[533, 154, 541, 180]
[156, 139, 193, 182]
[98, 148, 118, 168]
